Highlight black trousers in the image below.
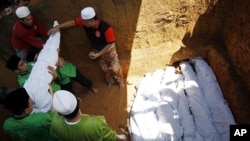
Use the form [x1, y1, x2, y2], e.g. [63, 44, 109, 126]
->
[60, 69, 92, 93]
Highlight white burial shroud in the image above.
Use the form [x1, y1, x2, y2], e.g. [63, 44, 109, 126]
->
[24, 21, 60, 113]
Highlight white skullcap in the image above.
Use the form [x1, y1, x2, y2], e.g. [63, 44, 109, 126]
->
[53, 90, 77, 115]
[16, 6, 31, 18]
[81, 7, 96, 20]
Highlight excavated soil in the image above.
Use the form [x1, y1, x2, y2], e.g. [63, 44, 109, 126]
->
[0, 0, 250, 140]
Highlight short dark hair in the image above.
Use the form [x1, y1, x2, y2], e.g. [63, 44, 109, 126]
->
[4, 88, 29, 115]
[6, 55, 21, 71]
[26, 51, 37, 62]
[93, 15, 98, 20]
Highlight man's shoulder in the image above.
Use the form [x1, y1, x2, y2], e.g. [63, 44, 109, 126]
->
[3, 117, 21, 130]
[82, 114, 106, 123]
[4, 117, 15, 123]
[51, 113, 64, 125]
[99, 20, 112, 32]
[100, 20, 110, 27]
[12, 21, 28, 34]
[3, 118, 16, 133]
[13, 21, 23, 30]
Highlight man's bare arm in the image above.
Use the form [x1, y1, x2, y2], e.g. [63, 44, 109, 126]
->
[48, 20, 76, 35]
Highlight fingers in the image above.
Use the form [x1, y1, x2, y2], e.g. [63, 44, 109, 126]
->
[88, 51, 96, 59]
[48, 66, 57, 80]
[48, 26, 59, 35]
[47, 65, 54, 71]
[47, 66, 55, 75]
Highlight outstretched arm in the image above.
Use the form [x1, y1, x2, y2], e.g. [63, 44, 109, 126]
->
[48, 20, 76, 35]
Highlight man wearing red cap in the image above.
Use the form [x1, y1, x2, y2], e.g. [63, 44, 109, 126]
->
[11, 6, 49, 60]
[48, 7, 124, 89]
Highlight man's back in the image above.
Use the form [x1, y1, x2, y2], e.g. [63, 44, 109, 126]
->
[4, 112, 57, 141]
[51, 113, 117, 141]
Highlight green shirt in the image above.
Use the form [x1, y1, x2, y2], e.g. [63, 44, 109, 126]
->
[51, 82, 61, 93]
[18, 62, 61, 92]
[18, 62, 33, 87]
[57, 62, 76, 85]
[51, 114, 117, 141]
[4, 112, 58, 141]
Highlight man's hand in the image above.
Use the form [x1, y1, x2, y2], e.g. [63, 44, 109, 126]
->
[48, 26, 60, 35]
[88, 51, 99, 60]
[48, 66, 57, 81]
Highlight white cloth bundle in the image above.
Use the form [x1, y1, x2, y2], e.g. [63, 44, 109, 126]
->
[158, 84, 183, 141]
[130, 59, 234, 141]
[24, 21, 60, 113]
[180, 61, 220, 141]
[130, 73, 161, 141]
[161, 66, 180, 85]
[176, 77, 196, 141]
[190, 57, 236, 141]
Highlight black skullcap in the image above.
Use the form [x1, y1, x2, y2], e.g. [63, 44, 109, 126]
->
[26, 51, 36, 62]
[6, 55, 21, 71]
[4, 88, 29, 115]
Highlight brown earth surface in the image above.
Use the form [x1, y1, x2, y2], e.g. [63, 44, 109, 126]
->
[0, 0, 250, 140]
